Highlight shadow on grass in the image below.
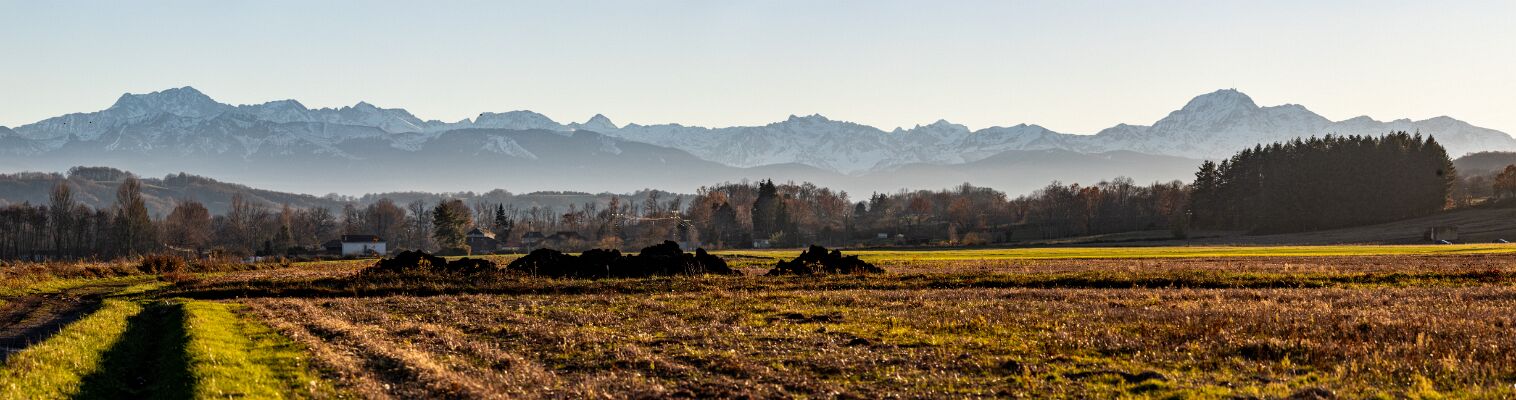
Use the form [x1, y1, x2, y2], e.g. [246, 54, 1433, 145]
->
[0, 280, 155, 364]
[0, 295, 104, 364]
[75, 301, 193, 400]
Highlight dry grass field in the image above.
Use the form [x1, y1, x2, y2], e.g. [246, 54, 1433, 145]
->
[2, 245, 1516, 398]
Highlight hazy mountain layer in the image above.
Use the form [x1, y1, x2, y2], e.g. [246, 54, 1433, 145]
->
[1, 87, 1508, 195]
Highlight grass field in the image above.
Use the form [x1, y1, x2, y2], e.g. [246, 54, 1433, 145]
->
[2, 244, 1515, 398]
[720, 243, 1516, 261]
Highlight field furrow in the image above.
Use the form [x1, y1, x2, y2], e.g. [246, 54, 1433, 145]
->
[248, 299, 538, 399]
[5, 248, 1515, 398]
[239, 284, 1516, 398]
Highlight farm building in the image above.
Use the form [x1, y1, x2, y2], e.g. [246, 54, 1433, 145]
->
[340, 234, 387, 256]
[466, 228, 501, 253]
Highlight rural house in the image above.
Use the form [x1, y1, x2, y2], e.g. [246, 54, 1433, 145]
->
[340, 234, 387, 256]
[466, 228, 500, 253]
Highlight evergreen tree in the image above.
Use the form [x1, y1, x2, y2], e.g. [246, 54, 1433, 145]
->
[432, 199, 472, 252]
[1189, 160, 1219, 226]
[751, 179, 781, 237]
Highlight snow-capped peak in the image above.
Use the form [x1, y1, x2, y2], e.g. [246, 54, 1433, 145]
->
[472, 110, 566, 131]
[570, 114, 618, 132]
[108, 86, 230, 119]
[1179, 89, 1258, 113]
[784, 114, 831, 123]
[260, 99, 308, 111]
[915, 119, 967, 130]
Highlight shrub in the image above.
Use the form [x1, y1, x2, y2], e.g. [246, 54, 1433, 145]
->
[960, 232, 990, 246]
[138, 254, 188, 274]
[160, 270, 198, 284]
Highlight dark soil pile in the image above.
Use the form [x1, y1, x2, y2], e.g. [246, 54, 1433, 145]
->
[367, 250, 497, 274]
[506, 241, 736, 278]
[765, 246, 884, 276]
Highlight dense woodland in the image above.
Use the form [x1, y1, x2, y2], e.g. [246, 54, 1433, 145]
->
[1190, 132, 1454, 233]
[0, 132, 1495, 261]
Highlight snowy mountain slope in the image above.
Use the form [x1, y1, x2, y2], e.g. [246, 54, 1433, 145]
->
[238, 99, 451, 134]
[567, 114, 619, 132]
[593, 89, 1516, 170]
[4, 87, 1512, 185]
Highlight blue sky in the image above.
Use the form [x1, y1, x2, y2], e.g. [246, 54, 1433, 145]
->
[2, 1, 1513, 134]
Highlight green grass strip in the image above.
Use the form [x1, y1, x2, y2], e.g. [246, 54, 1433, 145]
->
[182, 300, 334, 399]
[0, 298, 143, 399]
[0, 276, 154, 301]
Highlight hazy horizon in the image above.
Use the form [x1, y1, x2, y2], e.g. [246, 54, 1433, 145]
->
[3, 1, 1514, 135]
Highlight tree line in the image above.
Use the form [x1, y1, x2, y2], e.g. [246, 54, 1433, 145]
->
[0, 132, 1477, 261]
[0, 178, 154, 260]
[1190, 132, 1454, 233]
[0, 175, 1192, 260]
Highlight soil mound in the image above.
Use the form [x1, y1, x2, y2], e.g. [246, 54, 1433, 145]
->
[765, 246, 884, 276]
[367, 250, 497, 274]
[506, 241, 736, 278]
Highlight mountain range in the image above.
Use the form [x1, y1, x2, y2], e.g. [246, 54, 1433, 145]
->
[1, 87, 1511, 196]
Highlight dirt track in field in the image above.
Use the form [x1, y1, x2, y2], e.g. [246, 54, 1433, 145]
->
[0, 282, 134, 361]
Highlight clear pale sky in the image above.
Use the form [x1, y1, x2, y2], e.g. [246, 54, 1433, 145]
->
[2, 1, 1513, 135]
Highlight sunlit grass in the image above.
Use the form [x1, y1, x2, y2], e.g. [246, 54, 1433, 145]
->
[0, 276, 154, 302]
[0, 281, 333, 399]
[0, 298, 143, 399]
[183, 300, 336, 399]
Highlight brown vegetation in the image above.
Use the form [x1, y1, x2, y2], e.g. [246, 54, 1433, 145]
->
[144, 252, 1516, 397]
[242, 285, 1516, 398]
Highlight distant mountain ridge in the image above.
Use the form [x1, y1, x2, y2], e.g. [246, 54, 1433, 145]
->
[0, 87, 1509, 194]
[0, 168, 692, 216]
[1451, 151, 1516, 176]
[600, 89, 1516, 171]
